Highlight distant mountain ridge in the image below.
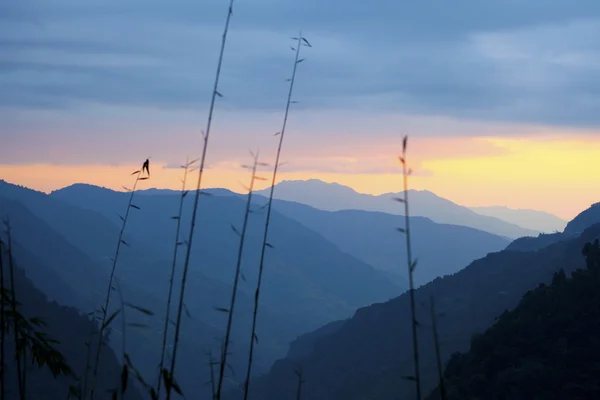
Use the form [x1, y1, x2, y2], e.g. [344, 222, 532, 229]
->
[254, 179, 540, 239]
[231, 202, 600, 400]
[470, 205, 567, 233]
[261, 197, 510, 286]
[92, 184, 511, 287]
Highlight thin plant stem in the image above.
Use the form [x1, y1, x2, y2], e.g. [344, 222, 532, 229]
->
[167, 0, 235, 398]
[114, 277, 127, 400]
[157, 158, 192, 397]
[294, 368, 304, 400]
[5, 221, 24, 400]
[243, 32, 310, 400]
[216, 153, 262, 400]
[0, 239, 5, 400]
[399, 136, 421, 399]
[80, 311, 96, 400]
[430, 297, 446, 400]
[90, 168, 145, 400]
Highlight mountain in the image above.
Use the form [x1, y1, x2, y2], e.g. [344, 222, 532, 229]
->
[470, 205, 567, 233]
[0, 195, 236, 398]
[431, 240, 600, 400]
[255, 180, 539, 239]
[0, 243, 143, 400]
[263, 198, 510, 286]
[0, 180, 400, 394]
[564, 202, 600, 235]
[234, 212, 600, 400]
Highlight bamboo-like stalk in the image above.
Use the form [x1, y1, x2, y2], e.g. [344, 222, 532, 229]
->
[294, 367, 304, 400]
[80, 311, 96, 400]
[157, 158, 193, 398]
[215, 153, 264, 400]
[430, 296, 446, 400]
[0, 238, 5, 400]
[397, 136, 421, 399]
[167, 1, 235, 397]
[242, 32, 311, 400]
[114, 277, 127, 400]
[90, 166, 147, 400]
[5, 221, 24, 400]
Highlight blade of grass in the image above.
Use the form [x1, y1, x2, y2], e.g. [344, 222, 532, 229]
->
[167, 0, 236, 398]
[216, 153, 262, 399]
[243, 31, 310, 400]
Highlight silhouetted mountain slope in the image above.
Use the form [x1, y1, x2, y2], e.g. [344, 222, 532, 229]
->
[430, 240, 600, 400]
[237, 221, 600, 400]
[506, 232, 568, 252]
[565, 202, 600, 235]
[1, 248, 142, 400]
[506, 202, 600, 252]
[0, 195, 238, 397]
[470, 205, 566, 233]
[2, 180, 401, 395]
[51, 183, 401, 317]
[264, 199, 509, 286]
[255, 180, 538, 238]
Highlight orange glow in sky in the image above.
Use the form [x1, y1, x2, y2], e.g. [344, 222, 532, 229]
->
[2, 135, 600, 220]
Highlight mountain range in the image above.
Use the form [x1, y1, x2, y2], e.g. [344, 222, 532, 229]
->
[1, 177, 587, 399]
[228, 203, 600, 400]
[254, 179, 551, 238]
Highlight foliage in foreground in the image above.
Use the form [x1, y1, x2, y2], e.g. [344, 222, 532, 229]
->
[438, 239, 600, 400]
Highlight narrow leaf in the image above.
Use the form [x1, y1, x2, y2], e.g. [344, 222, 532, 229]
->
[131, 170, 140, 175]
[124, 302, 154, 316]
[102, 309, 121, 330]
[130, 204, 140, 210]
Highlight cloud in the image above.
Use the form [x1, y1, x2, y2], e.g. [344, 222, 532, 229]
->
[3, 0, 600, 171]
[2, 1, 600, 123]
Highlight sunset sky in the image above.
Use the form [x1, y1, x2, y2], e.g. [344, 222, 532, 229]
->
[2, 1, 600, 220]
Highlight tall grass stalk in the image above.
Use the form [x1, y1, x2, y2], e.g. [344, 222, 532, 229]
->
[397, 136, 421, 399]
[216, 153, 265, 400]
[5, 220, 25, 400]
[89, 165, 148, 400]
[243, 32, 311, 400]
[80, 311, 96, 400]
[294, 367, 304, 400]
[167, 1, 235, 397]
[430, 296, 446, 400]
[156, 158, 195, 398]
[0, 238, 5, 399]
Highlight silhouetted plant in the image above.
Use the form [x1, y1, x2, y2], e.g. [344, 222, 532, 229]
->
[89, 160, 150, 400]
[167, 1, 235, 398]
[157, 157, 196, 398]
[430, 296, 446, 400]
[79, 311, 97, 400]
[396, 136, 421, 399]
[2, 220, 74, 400]
[0, 237, 6, 399]
[294, 366, 305, 400]
[243, 32, 312, 400]
[216, 152, 266, 400]
[5, 220, 24, 400]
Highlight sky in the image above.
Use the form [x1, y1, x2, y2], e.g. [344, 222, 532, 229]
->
[2, 1, 600, 220]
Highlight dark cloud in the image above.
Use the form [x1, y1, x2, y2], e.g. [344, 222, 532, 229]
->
[1, 0, 600, 145]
